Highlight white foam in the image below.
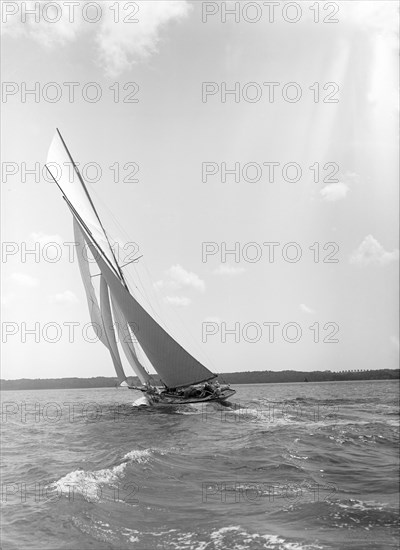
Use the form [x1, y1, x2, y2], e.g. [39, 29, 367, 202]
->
[52, 462, 127, 502]
[122, 449, 153, 463]
[131, 396, 151, 407]
[209, 526, 323, 550]
[52, 448, 155, 502]
[336, 499, 389, 512]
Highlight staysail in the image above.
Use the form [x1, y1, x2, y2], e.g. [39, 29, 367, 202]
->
[110, 298, 151, 385]
[73, 218, 127, 384]
[99, 275, 127, 384]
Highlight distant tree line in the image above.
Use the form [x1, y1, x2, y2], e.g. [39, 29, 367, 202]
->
[1, 369, 398, 391]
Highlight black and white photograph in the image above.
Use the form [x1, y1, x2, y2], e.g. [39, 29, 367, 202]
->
[1, 1, 399, 549]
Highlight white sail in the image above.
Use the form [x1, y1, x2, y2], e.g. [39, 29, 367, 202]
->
[73, 218, 127, 384]
[110, 298, 151, 385]
[99, 276, 127, 384]
[80, 223, 216, 389]
[50, 131, 217, 390]
[47, 130, 118, 273]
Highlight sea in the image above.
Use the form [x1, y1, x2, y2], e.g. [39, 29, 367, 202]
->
[1, 380, 399, 550]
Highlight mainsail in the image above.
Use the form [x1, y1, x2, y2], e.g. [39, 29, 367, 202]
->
[47, 130, 216, 389]
[82, 223, 216, 388]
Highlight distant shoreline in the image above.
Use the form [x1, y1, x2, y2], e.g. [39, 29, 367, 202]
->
[1, 369, 398, 391]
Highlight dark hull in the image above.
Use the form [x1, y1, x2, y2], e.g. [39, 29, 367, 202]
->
[156, 388, 236, 405]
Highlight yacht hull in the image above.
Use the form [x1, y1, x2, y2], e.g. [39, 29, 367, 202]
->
[129, 387, 236, 406]
[156, 388, 236, 405]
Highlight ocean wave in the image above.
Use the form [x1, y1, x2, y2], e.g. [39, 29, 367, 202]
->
[335, 499, 394, 513]
[74, 520, 324, 550]
[51, 448, 155, 502]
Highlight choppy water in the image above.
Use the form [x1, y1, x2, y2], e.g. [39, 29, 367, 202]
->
[1, 381, 399, 550]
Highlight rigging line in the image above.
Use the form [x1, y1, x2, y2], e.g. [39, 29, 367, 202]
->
[129, 262, 169, 330]
[120, 256, 143, 268]
[125, 326, 152, 376]
[80, 184, 153, 307]
[45, 166, 122, 281]
[136, 259, 217, 372]
[93, 194, 169, 329]
[158, 293, 217, 372]
[139, 262, 183, 337]
[127, 250, 215, 371]
[82, 173, 210, 362]
[55, 128, 128, 289]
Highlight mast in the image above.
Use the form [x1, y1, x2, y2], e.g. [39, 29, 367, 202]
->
[54, 128, 129, 290]
[45, 165, 121, 281]
[47, 130, 217, 389]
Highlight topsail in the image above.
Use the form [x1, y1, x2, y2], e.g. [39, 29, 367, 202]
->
[47, 130, 120, 275]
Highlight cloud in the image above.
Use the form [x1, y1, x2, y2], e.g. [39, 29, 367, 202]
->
[300, 304, 315, 315]
[350, 235, 399, 266]
[96, 1, 191, 76]
[163, 295, 191, 307]
[154, 279, 179, 292]
[9, 272, 39, 287]
[3, 1, 191, 76]
[155, 264, 205, 293]
[320, 172, 361, 203]
[50, 290, 79, 304]
[213, 264, 246, 276]
[320, 182, 349, 202]
[2, 0, 83, 47]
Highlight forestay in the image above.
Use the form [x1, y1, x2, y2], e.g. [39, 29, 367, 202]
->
[47, 130, 118, 273]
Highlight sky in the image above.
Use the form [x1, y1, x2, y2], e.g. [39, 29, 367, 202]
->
[1, 0, 399, 380]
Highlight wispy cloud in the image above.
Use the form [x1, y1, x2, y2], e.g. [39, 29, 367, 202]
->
[300, 303, 315, 315]
[163, 295, 191, 307]
[213, 264, 246, 276]
[2, 0, 83, 47]
[350, 235, 399, 266]
[155, 264, 205, 293]
[9, 272, 39, 287]
[320, 172, 360, 203]
[50, 290, 79, 304]
[320, 182, 349, 202]
[96, 1, 191, 76]
[3, 1, 191, 76]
